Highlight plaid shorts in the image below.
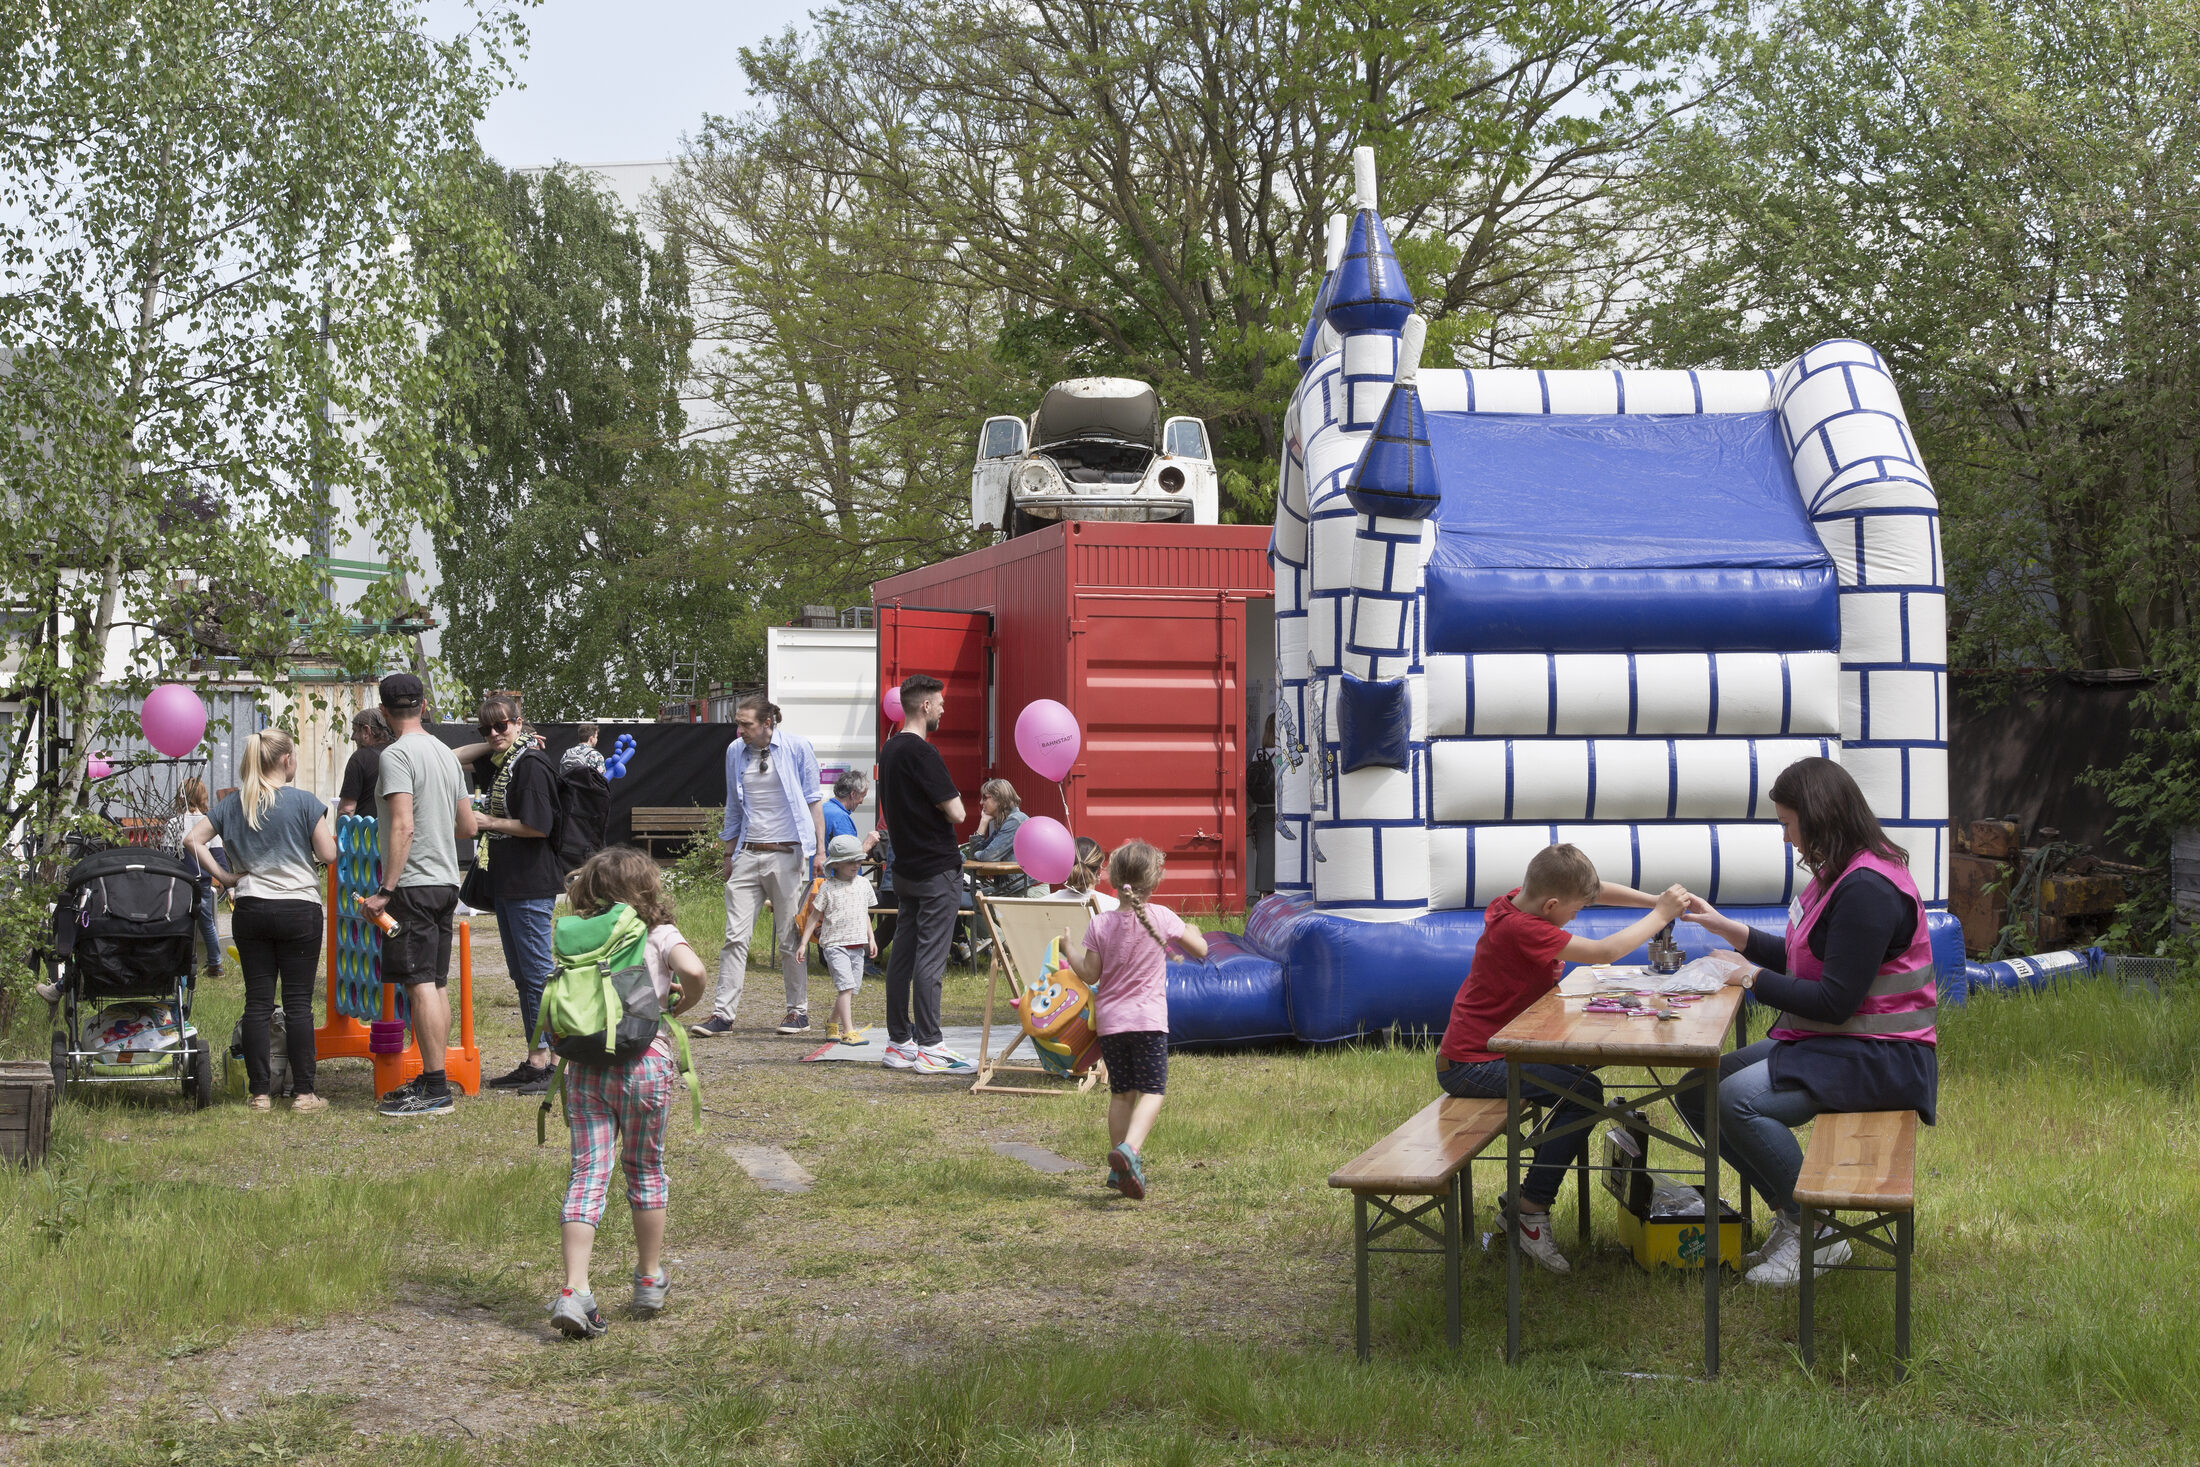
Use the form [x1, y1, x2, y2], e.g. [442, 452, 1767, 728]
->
[561, 1050, 675, 1226]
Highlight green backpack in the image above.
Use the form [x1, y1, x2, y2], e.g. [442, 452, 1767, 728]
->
[534, 903, 701, 1143]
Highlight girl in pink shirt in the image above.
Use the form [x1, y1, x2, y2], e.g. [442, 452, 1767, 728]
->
[1070, 840, 1208, 1199]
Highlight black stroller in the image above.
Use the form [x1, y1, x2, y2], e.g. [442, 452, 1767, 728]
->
[46, 847, 214, 1107]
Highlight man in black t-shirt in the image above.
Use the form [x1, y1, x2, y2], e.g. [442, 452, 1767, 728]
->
[876, 673, 969, 1073]
[455, 695, 564, 1095]
[336, 708, 391, 815]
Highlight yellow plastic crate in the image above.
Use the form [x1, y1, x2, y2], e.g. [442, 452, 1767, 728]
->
[1615, 1203, 1744, 1271]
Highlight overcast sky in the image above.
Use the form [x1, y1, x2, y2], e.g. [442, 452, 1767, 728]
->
[426, 0, 820, 169]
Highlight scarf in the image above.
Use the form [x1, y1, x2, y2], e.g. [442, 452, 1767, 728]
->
[480, 739, 527, 870]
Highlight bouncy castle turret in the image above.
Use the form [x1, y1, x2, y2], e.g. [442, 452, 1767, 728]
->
[1269, 146, 1435, 918]
[1295, 213, 1349, 377]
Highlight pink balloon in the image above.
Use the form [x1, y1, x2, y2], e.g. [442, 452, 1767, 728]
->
[140, 683, 208, 758]
[1014, 815, 1077, 886]
[1014, 699, 1081, 782]
[86, 757, 112, 781]
[881, 685, 904, 723]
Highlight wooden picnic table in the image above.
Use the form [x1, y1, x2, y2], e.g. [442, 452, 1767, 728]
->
[1489, 969, 1747, 1376]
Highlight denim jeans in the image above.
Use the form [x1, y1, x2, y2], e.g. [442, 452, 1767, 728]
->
[495, 895, 557, 1050]
[1672, 1038, 1824, 1215]
[1439, 1058, 1603, 1210]
[195, 874, 222, 973]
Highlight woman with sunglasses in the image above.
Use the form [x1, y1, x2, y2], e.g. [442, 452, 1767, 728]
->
[452, 695, 565, 1094]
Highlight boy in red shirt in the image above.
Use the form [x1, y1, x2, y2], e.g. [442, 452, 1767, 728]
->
[1437, 844, 1690, 1273]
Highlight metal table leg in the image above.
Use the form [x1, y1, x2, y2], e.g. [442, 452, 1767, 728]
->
[1444, 1171, 1463, 1350]
[1505, 1059, 1523, 1364]
[1895, 1208, 1913, 1378]
[1577, 1142, 1592, 1247]
[1799, 1202, 1816, 1368]
[1703, 1060, 1721, 1377]
[1354, 1194, 1370, 1362]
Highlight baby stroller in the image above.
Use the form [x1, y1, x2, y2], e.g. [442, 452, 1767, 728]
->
[45, 847, 214, 1107]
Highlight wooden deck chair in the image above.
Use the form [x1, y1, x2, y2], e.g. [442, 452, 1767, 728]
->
[971, 894, 1105, 1096]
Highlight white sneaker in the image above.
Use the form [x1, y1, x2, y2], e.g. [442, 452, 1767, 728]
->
[1745, 1216, 1852, 1286]
[1500, 1199, 1571, 1274]
[914, 1043, 975, 1075]
[881, 1040, 919, 1070]
[1744, 1213, 1796, 1267]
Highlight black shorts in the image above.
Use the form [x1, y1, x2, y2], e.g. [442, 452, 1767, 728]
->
[384, 884, 457, 988]
[1099, 1030, 1168, 1095]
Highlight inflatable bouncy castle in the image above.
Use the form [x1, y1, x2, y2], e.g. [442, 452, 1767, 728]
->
[1176, 148, 1965, 1044]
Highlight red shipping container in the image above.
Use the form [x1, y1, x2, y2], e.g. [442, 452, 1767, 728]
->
[874, 522, 1274, 913]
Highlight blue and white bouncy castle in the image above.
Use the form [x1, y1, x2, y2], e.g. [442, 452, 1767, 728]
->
[1173, 147, 1965, 1044]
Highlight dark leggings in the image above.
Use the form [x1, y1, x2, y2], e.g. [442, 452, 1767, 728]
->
[1439, 1058, 1603, 1209]
[232, 897, 323, 1096]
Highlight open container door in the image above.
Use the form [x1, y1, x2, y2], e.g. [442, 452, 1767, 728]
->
[877, 603, 992, 839]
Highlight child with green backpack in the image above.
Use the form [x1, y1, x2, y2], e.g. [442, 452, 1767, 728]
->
[537, 847, 704, 1339]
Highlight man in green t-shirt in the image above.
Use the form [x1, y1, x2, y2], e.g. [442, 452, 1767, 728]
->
[361, 673, 477, 1118]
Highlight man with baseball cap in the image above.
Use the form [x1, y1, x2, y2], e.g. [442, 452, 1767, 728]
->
[362, 672, 477, 1118]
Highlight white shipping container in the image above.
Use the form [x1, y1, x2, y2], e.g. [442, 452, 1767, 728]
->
[766, 625, 879, 839]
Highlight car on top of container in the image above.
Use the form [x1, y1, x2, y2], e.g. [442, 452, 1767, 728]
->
[970, 377, 1219, 537]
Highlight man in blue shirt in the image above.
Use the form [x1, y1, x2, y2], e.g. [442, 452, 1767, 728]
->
[691, 693, 826, 1038]
[823, 769, 879, 852]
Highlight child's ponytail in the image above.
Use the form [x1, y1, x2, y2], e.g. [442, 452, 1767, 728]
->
[1106, 839, 1169, 952]
[1067, 836, 1106, 894]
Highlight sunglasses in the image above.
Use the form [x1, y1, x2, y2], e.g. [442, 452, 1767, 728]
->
[477, 718, 513, 736]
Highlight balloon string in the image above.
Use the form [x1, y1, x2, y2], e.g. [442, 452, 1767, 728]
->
[1058, 779, 1071, 824]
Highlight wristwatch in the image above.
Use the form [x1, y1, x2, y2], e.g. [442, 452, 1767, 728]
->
[378, 886, 398, 900]
[1740, 970, 1756, 991]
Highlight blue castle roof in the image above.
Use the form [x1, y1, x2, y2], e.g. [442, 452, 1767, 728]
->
[1343, 372, 1440, 520]
[1326, 208, 1413, 335]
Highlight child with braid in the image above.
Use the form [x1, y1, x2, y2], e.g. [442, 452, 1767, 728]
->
[1068, 839, 1207, 1199]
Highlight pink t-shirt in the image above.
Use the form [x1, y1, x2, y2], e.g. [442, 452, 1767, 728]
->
[1081, 901, 1185, 1035]
[642, 923, 692, 1059]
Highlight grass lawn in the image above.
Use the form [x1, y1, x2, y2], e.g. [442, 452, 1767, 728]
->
[3, 899, 2196, 1464]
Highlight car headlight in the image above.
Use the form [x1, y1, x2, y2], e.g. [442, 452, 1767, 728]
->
[1016, 460, 1061, 494]
[1158, 465, 1185, 492]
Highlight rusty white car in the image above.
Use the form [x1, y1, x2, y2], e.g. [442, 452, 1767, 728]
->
[969, 377, 1218, 537]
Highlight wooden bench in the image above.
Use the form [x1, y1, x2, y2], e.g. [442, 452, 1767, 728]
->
[1328, 1096, 1510, 1359]
[629, 806, 715, 853]
[1795, 1109, 1918, 1375]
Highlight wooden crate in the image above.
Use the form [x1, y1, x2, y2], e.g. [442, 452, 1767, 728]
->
[0, 1061, 55, 1168]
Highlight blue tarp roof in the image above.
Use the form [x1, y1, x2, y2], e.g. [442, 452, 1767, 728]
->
[1419, 412, 1840, 653]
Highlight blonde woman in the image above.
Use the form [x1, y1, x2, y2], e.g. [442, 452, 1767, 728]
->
[187, 729, 337, 1113]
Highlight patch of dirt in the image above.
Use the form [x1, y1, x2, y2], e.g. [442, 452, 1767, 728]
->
[169, 1285, 547, 1440]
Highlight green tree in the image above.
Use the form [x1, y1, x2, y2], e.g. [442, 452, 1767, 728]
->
[671, 0, 1726, 551]
[0, 0, 519, 1018]
[431, 162, 742, 718]
[1636, 0, 2200, 936]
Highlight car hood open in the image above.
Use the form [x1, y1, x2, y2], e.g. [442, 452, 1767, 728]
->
[1033, 377, 1160, 448]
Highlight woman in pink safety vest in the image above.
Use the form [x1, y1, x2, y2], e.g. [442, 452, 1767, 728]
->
[1678, 757, 1938, 1289]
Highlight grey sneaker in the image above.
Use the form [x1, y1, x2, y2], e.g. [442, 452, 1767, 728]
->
[377, 1086, 455, 1119]
[775, 1008, 811, 1035]
[632, 1270, 669, 1314]
[690, 1015, 734, 1038]
[549, 1289, 607, 1338]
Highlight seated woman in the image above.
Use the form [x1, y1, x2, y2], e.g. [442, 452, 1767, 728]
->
[955, 778, 1045, 962]
[1679, 756, 1938, 1288]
